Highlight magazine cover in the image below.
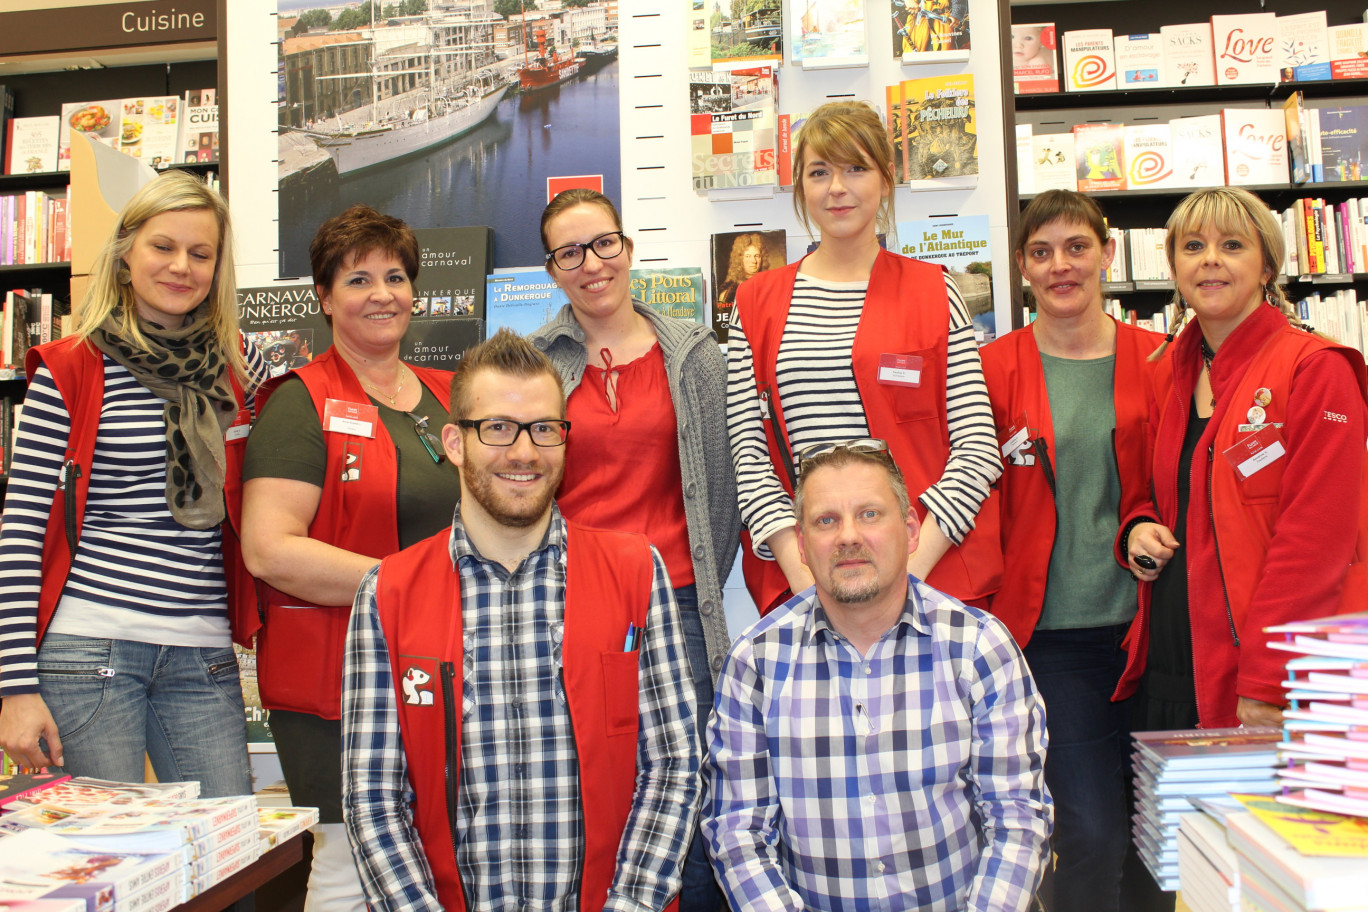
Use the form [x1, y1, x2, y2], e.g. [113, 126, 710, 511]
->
[892, 0, 970, 65]
[791, 0, 868, 68]
[895, 215, 993, 342]
[1012, 23, 1058, 94]
[689, 67, 778, 195]
[629, 267, 707, 324]
[894, 73, 977, 188]
[710, 229, 786, 342]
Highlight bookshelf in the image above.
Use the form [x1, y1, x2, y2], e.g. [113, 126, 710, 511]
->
[1008, 0, 1368, 327]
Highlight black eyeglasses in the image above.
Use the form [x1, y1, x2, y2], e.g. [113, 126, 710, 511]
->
[545, 231, 626, 271]
[407, 413, 446, 464]
[456, 418, 571, 447]
[795, 438, 898, 475]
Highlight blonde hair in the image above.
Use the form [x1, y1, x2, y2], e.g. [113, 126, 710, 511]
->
[1151, 187, 1295, 361]
[792, 100, 895, 238]
[76, 170, 246, 380]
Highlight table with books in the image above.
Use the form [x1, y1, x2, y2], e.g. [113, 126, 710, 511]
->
[0, 774, 319, 912]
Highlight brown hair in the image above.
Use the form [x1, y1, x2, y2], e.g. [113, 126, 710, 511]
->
[540, 188, 631, 264]
[1013, 189, 1110, 256]
[793, 448, 910, 524]
[792, 101, 895, 237]
[76, 170, 248, 382]
[309, 204, 420, 293]
[448, 328, 566, 423]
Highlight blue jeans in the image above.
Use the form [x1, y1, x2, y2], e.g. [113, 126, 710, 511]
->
[674, 584, 723, 912]
[38, 633, 252, 798]
[1024, 624, 1132, 912]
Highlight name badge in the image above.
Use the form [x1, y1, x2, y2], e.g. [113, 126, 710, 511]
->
[1000, 410, 1031, 459]
[877, 353, 924, 388]
[323, 398, 379, 438]
[225, 408, 252, 442]
[1223, 424, 1287, 479]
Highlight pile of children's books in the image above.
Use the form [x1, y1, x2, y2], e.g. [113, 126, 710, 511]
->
[0, 776, 318, 912]
[1131, 726, 1283, 890]
[1269, 611, 1368, 819]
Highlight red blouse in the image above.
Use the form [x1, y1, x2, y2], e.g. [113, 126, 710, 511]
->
[558, 343, 695, 587]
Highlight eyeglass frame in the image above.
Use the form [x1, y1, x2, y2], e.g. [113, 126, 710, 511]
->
[455, 417, 572, 448]
[794, 438, 899, 476]
[544, 230, 627, 271]
[407, 412, 446, 465]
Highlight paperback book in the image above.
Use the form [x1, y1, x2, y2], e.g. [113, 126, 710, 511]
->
[790, 0, 868, 69]
[710, 229, 786, 342]
[1212, 13, 1278, 85]
[6, 117, 60, 174]
[689, 67, 778, 197]
[178, 88, 218, 164]
[1114, 33, 1164, 86]
[1161, 23, 1217, 87]
[57, 100, 120, 171]
[1317, 105, 1368, 183]
[1030, 133, 1077, 192]
[0, 773, 72, 810]
[1123, 124, 1175, 189]
[1073, 123, 1126, 192]
[113, 96, 181, 169]
[1062, 29, 1117, 92]
[1329, 23, 1368, 80]
[1169, 114, 1225, 189]
[890, 73, 977, 188]
[894, 215, 993, 342]
[1284, 92, 1311, 185]
[0, 830, 180, 908]
[689, 1, 783, 67]
[629, 267, 707, 325]
[1220, 107, 1290, 186]
[1276, 11, 1331, 82]
[891, 0, 970, 65]
[484, 267, 569, 337]
[236, 283, 327, 380]
[1011, 23, 1058, 94]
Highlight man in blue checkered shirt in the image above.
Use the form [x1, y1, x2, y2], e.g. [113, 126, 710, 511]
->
[702, 440, 1052, 912]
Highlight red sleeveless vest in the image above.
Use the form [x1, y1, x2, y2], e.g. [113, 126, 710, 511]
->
[27, 336, 253, 647]
[374, 521, 658, 912]
[979, 320, 1161, 645]
[736, 248, 1003, 613]
[253, 348, 454, 718]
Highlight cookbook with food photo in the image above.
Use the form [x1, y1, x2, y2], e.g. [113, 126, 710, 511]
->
[57, 98, 119, 170]
[115, 95, 181, 168]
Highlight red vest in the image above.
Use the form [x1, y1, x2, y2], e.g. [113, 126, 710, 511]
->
[253, 349, 454, 718]
[374, 522, 658, 912]
[736, 249, 1003, 613]
[26, 336, 253, 648]
[980, 320, 1161, 645]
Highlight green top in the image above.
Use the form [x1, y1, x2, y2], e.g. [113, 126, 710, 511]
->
[242, 374, 460, 550]
[1037, 352, 1136, 630]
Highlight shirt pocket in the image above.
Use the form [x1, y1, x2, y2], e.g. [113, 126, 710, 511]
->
[877, 347, 941, 424]
[601, 651, 640, 737]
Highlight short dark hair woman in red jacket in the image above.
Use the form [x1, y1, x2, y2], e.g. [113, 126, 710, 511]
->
[1122, 187, 1368, 734]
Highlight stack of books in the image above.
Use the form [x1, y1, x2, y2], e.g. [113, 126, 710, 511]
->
[0, 771, 71, 811]
[1268, 612, 1368, 819]
[1177, 804, 1241, 912]
[1131, 726, 1283, 890]
[1224, 796, 1368, 911]
[0, 777, 320, 910]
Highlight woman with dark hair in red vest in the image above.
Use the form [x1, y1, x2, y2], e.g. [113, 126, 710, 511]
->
[982, 189, 1163, 912]
[241, 205, 460, 912]
[1123, 187, 1368, 738]
[726, 100, 1002, 615]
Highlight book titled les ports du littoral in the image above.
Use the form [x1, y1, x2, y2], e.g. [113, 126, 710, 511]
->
[629, 267, 707, 326]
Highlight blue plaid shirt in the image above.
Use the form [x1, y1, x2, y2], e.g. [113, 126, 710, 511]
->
[702, 576, 1052, 912]
[342, 506, 699, 912]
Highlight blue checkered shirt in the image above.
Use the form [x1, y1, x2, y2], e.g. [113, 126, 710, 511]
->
[701, 576, 1052, 912]
[342, 506, 699, 912]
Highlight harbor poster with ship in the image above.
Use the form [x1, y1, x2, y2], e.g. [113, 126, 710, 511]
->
[276, 0, 620, 275]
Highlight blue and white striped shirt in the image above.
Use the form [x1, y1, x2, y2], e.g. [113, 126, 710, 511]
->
[702, 577, 1052, 912]
[0, 345, 263, 696]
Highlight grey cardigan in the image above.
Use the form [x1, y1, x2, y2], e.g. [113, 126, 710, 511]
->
[530, 301, 741, 680]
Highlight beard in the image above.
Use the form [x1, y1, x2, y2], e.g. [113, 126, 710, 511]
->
[824, 546, 882, 604]
[461, 457, 562, 529]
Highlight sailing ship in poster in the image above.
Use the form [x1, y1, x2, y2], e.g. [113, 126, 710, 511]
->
[304, 12, 510, 177]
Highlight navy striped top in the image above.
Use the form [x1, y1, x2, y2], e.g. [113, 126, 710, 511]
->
[0, 343, 264, 696]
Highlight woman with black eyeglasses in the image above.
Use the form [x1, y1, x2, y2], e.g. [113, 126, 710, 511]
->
[529, 188, 740, 912]
[239, 204, 459, 912]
